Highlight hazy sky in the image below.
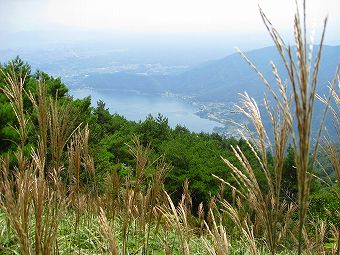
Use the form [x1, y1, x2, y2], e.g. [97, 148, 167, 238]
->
[0, 0, 339, 33]
[0, 0, 339, 51]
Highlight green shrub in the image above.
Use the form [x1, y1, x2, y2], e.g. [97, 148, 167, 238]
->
[309, 186, 340, 227]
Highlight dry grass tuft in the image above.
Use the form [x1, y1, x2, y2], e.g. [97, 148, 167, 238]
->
[0, 61, 92, 255]
[212, 1, 337, 254]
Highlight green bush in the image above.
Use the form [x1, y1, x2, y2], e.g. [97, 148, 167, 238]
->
[309, 186, 340, 227]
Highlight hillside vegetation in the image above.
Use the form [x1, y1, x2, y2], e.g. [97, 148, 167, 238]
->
[0, 2, 340, 255]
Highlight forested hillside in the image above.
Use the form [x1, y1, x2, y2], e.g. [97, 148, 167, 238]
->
[0, 57, 270, 208]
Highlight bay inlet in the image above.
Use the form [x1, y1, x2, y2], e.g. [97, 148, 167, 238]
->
[70, 88, 223, 133]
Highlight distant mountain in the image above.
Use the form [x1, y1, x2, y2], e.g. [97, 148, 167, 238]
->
[81, 45, 340, 103]
[80, 45, 340, 138]
[83, 72, 166, 93]
[169, 45, 340, 102]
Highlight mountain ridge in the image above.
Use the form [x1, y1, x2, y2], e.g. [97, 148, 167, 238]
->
[81, 44, 340, 103]
[168, 44, 340, 101]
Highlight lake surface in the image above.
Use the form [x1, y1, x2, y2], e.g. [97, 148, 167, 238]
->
[70, 88, 223, 133]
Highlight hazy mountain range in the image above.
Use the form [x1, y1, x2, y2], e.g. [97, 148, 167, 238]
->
[82, 45, 340, 102]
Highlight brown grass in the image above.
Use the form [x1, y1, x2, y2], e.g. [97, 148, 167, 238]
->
[0, 62, 94, 254]
[212, 1, 337, 254]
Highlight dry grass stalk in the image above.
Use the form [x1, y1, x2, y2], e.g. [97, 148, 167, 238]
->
[128, 135, 151, 190]
[198, 202, 205, 235]
[212, 1, 333, 254]
[105, 164, 121, 220]
[203, 209, 229, 255]
[318, 69, 340, 254]
[0, 63, 91, 254]
[0, 155, 67, 255]
[27, 81, 49, 166]
[181, 179, 193, 222]
[98, 137, 169, 255]
[298, 220, 327, 255]
[0, 66, 28, 150]
[221, 197, 258, 255]
[0, 155, 32, 255]
[329, 223, 340, 255]
[98, 207, 120, 255]
[158, 191, 191, 255]
[31, 161, 67, 255]
[258, 3, 328, 252]
[318, 71, 340, 184]
[0, 66, 28, 172]
[215, 120, 294, 254]
[49, 95, 77, 171]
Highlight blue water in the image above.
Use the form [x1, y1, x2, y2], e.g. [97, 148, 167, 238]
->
[70, 88, 223, 133]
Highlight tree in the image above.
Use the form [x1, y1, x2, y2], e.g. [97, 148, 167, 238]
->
[281, 145, 298, 201]
[0, 57, 70, 155]
[138, 113, 170, 147]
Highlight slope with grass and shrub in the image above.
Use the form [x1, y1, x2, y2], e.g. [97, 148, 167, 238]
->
[1, 1, 340, 254]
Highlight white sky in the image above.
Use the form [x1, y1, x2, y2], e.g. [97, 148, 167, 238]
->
[0, 0, 338, 32]
[0, 0, 339, 46]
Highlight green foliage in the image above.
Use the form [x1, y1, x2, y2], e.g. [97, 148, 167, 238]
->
[281, 145, 298, 201]
[80, 99, 268, 208]
[0, 57, 70, 156]
[138, 113, 170, 146]
[309, 186, 340, 227]
[33, 70, 68, 99]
